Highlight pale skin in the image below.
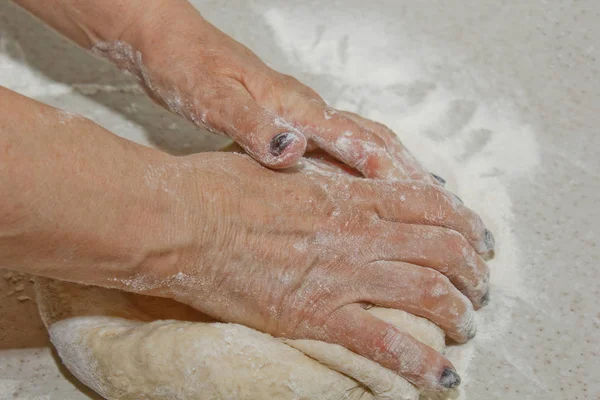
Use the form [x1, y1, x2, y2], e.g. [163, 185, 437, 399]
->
[3, 0, 494, 392]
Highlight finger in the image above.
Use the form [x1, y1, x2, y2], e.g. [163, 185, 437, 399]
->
[431, 173, 447, 186]
[369, 223, 490, 309]
[356, 261, 477, 342]
[200, 80, 307, 169]
[338, 110, 437, 184]
[338, 114, 495, 257]
[323, 304, 461, 391]
[355, 179, 494, 255]
[340, 111, 452, 188]
[303, 149, 363, 177]
[264, 85, 405, 179]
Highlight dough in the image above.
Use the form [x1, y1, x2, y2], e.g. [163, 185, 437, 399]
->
[35, 278, 445, 400]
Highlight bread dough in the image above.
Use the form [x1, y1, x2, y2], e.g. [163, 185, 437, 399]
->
[35, 277, 445, 400]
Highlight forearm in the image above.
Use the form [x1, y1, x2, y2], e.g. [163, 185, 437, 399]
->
[0, 86, 182, 290]
[11, 0, 165, 48]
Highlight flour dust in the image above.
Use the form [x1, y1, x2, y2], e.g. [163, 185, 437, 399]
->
[0, 6, 542, 398]
[263, 7, 540, 399]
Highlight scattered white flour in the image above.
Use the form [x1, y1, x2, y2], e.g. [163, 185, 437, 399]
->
[0, 35, 71, 97]
[0, 5, 541, 398]
[262, 8, 540, 399]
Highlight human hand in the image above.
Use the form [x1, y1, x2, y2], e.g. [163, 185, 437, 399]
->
[8, 0, 496, 390]
[142, 151, 493, 391]
[90, 0, 437, 182]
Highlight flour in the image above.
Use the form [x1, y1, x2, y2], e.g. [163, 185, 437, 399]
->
[262, 7, 540, 399]
[0, 35, 71, 97]
[0, 36, 142, 98]
[1, 4, 540, 397]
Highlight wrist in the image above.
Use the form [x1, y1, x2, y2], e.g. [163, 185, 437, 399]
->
[89, 0, 213, 102]
[123, 155, 201, 298]
[0, 87, 191, 294]
[132, 152, 233, 303]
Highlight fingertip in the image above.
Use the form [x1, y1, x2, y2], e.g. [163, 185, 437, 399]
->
[472, 283, 490, 311]
[475, 229, 495, 259]
[262, 131, 307, 169]
[456, 304, 478, 343]
[483, 229, 495, 252]
[480, 288, 491, 307]
[431, 173, 447, 186]
[269, 132, 297, 157]
[440, 367, 461, 389]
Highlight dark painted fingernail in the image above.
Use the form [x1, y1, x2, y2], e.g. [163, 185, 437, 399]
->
[270, 132, 296, 156]
[480, 289, 491, 307]
[440, 368, 461, 389]
[484, 229, 495, 251]
[453, 193, 463, 204]
[431, 173, 446, 185]
[468, 327, 477, 340]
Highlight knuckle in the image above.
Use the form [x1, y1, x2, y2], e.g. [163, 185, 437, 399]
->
[443, 229, 471, 254]
[375, 326, 408, 360]
[434, 186, 459, 209]
[347, 180, 375, 200]
[362, 130, 389, 149]
[277, 73, 302, 89]
[278, 265, 351, 336]
[355, 149, 391, 176]
[423, 269, 454, 298]
[371, 122, 398, 141]
[280, 286, 334, 335]
[239, 111, 269, 137]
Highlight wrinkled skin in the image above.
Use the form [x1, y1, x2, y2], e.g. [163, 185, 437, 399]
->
[8, 0, 497, 392]
[91, 0, 438, 181]
[144, 150, 492, 391]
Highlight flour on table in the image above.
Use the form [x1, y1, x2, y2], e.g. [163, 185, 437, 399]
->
[2, 4, 540, 399]
[262, 7, 539, 398]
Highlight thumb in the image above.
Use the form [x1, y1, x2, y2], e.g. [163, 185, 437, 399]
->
[202, 83, 306, 169]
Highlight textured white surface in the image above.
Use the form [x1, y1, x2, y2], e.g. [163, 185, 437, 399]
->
[0, 1, 598, 399]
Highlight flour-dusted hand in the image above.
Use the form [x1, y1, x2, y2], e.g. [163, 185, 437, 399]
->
[129, 151, 492, 391]
[73, 0, 434, 182]
[9, 0, 496, 392]
[15, 0, 493, 238]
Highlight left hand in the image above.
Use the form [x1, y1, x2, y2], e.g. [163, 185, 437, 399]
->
[92, 0, 436, 182]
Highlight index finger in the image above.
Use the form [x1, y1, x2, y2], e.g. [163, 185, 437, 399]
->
[279, 96, 408, 180]
[338, 110, 438, 184]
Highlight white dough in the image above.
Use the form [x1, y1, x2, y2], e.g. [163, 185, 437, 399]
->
[35, 278, 445, 400]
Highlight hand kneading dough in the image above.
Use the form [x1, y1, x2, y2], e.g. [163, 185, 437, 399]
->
[35, 277, 445, 400]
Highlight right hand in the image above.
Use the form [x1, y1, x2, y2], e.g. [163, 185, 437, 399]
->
[146, 152, 493, 391]
[0, 85, 491, 391]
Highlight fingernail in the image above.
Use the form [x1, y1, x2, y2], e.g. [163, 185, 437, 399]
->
[270, 132, 296, 156]
[480, 289, 491, 307]
[431, 173, 446, 185]
[440, 367, 461, 389]
[453, 193, 463, 204]
[468, 327, 477, 340]
[484, 229, 495, 251]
